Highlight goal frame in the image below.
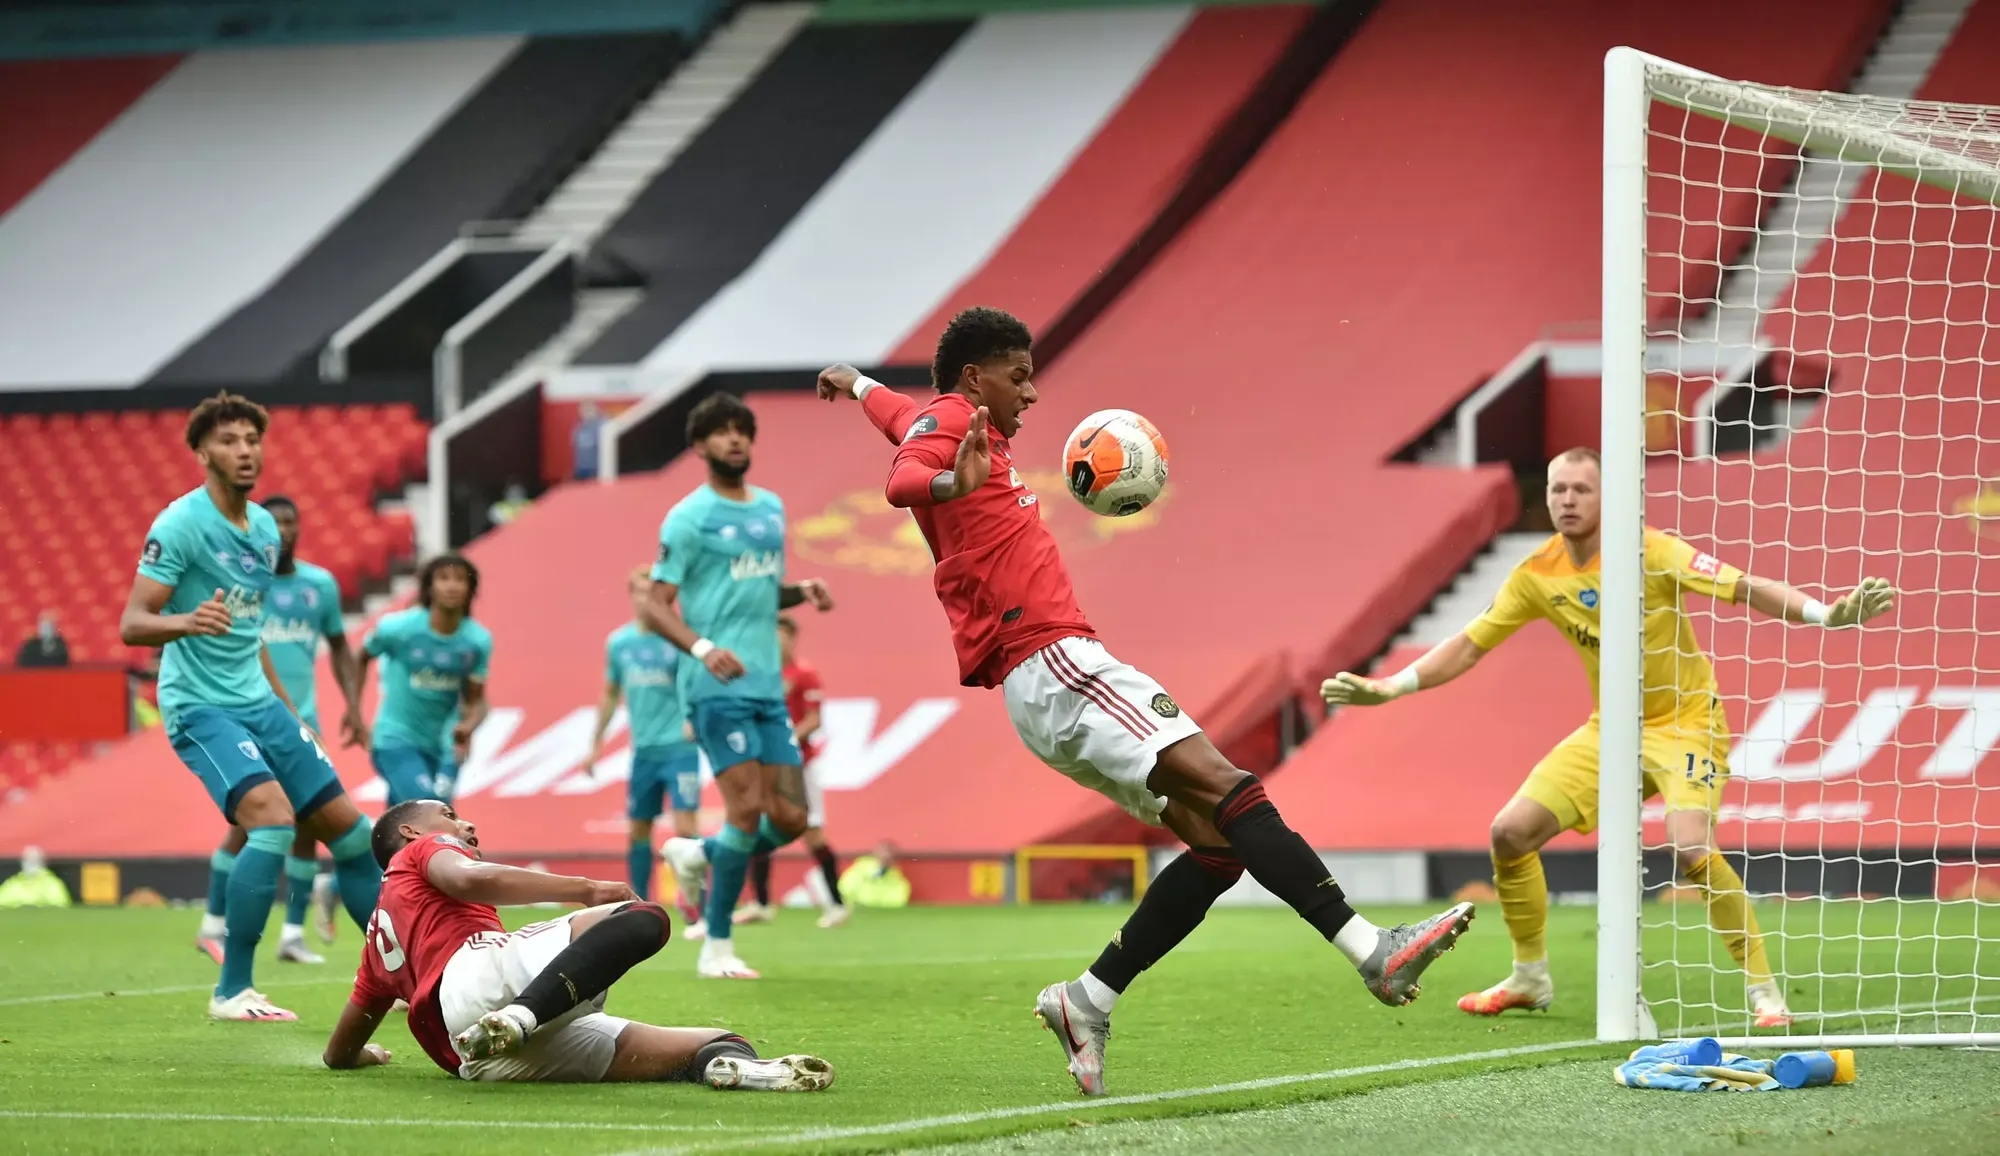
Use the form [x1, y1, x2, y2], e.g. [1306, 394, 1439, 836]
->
[1599, 45, 2000, 1047]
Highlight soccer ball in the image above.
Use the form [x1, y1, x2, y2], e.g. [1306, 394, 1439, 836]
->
[1062, 409, 1169, 518]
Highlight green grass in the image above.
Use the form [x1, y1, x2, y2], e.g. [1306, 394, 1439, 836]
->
[0, 902, 1995, 1155]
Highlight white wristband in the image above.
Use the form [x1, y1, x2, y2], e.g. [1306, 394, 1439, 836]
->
[1387, 666, 1421, 696]
[690, 638, 716, 660]
[1801, 599, 1830, 626]
[854, 375, 882, 400]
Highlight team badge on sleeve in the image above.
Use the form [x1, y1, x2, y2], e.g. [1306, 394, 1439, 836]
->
[1150, 693, 1181, 719]
[1689, 552, 1723, 577]
[142, 538, 162, 565]
[903, 415, 939, 442]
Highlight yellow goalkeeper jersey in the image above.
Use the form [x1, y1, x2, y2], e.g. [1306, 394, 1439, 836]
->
[1464, 527, 1742, 725]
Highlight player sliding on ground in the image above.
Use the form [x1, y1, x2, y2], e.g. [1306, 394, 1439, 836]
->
[323, 798, 834, 1089]
[1323, 447, 1896, 1028]
[817, 308, 1475, 1098]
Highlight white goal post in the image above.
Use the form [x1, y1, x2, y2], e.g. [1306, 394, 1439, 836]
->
[1601, 46, 2000, 1047]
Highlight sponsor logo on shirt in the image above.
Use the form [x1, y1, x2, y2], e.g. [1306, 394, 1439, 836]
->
[222, 586, 263, 622]
[1549, 594, 1568, 607]
[1689, 552, 1723, 578]
[410, 670, 464, 692]
[624, 668, 676, 688]
[261, 618, 319, 646]
[730, 550, 783, 581]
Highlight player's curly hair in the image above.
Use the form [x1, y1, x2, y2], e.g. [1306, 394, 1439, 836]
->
[686, 392, 756, 444]
[183, 390, 269, 450]
[418, 552, 480, 613]
[931, 307, 1033, 393]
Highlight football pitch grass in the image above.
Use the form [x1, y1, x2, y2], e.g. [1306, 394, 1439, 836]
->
[4, 902, 1999, 1154]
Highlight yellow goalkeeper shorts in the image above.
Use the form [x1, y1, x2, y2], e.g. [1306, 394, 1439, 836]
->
[1516, 712, 1732, 835]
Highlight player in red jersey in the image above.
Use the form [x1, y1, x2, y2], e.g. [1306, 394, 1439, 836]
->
[738, 615, 850, 928]
[322, 798, 833, 1089]
[817, 308, 1476, 1097]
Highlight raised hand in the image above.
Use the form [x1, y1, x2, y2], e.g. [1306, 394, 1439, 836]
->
[185, 589, 233, 636]
[953, 406, 993, 497]
[1320, 671, 1400, 707]
[817, 364, 861, 401]
[1825, 576, 1896, 628]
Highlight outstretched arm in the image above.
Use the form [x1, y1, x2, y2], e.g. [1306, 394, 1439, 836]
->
[323, 997, 394, 1070]
[1735, 573, 1896, 627]
[424, 846, 635, 908]
[1322, 632, 1490, 707]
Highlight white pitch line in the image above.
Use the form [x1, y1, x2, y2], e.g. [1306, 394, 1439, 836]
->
[0, 976, 354, 1007]
[0, 1110, 769, 1134]
[602, 1038, 1610, 1156]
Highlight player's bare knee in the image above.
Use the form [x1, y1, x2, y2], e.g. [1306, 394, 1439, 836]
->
[234, 782, 296, 829]
[1489, 819, 1536, 863]
[1147, 737, 1245, 811]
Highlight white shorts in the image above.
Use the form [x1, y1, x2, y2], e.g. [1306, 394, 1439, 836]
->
[1003, 637, 1202, 825]
[437, 904, 633, 1082]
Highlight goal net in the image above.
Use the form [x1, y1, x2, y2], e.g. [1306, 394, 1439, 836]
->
[1601, 46, 2000, 1046]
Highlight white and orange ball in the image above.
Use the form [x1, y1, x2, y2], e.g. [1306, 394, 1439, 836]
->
[1061, 408, 1169, 518]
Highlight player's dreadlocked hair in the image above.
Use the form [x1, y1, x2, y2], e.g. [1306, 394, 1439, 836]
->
[931, 307, 1033, 393]
[686, 392, 756, 444]
[183, 390, 269, 450]
[372, 800, 430, 868]
[418, 552, 480, 613]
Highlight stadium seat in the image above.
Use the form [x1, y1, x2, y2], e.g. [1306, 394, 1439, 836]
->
[0, 402, 425, 670]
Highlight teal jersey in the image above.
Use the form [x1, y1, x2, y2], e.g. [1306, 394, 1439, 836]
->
[605, 622, 688, 748]
[650, 485, 786, 704]
[137, 488, 283, 725]
[259, 561, 345, 725]
[364, 606, 493, 758]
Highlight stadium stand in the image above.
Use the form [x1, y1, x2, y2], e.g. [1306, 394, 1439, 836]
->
[638, 7, 1195, 370]
[150, 33, 689, 386]
[1272, 0, 1998, 857]
[0, 56, 181, 217]
[578, 20, 972, 365]
[0, 39, 520, 388]
[0, 404, 425, 667]
[885, 4, 1312, 358]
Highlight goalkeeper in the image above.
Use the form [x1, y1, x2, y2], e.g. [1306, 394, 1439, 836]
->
[1323, 448, 1895, 1027]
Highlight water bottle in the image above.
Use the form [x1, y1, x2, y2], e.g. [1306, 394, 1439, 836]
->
[1628, 1037, 1722, 1066]
[1773, 1049, 1856, 1088]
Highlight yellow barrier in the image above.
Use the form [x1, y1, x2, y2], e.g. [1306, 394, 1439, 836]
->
[1014, 844, 1151, 905]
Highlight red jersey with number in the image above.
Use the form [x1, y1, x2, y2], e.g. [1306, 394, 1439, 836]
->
[783, 659, 824, 764]
[350, 832, 504, 1074]
[861, 388, 1095, 687]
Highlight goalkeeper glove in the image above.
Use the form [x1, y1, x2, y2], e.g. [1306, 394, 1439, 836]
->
[1820, 576, 1896, 629]
[1320, 670, 1409, 707]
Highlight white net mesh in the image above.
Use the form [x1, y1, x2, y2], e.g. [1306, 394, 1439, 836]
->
[1638, 59, 2000, 1043]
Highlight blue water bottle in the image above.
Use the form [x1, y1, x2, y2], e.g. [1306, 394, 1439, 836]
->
[1774, 1049, 1856, 1088]
[1628, 1037, 1722, 1066]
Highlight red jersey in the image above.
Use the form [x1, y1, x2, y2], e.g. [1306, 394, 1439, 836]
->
[783, 659, 824, 764]
[350, 832, 505, 1074]
[862, 388, 1095, 687]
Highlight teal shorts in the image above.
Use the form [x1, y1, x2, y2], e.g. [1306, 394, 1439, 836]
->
[168, 699, 344, 824]
[690, 698, 800, 773]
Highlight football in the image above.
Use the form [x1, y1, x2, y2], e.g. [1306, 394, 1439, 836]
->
[1061, 408, 1169, 517]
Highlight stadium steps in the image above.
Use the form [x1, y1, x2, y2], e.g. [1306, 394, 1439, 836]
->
[1391, 532, 1551, 649]
[512, 3, 814, 249]
[1685, 0, 1975, 355]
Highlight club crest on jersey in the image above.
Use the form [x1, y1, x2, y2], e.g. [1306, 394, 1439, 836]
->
[238, 552, 260, 574]
[1579, 588, 1600, 610]
[1150, 693, 1181, 719]
[903, 415, 938, 442]
[261, 545, 279, 570]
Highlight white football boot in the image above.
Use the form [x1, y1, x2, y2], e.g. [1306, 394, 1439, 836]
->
[208, 989, 298, 1022]
[704, 1053, 833, 1091]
